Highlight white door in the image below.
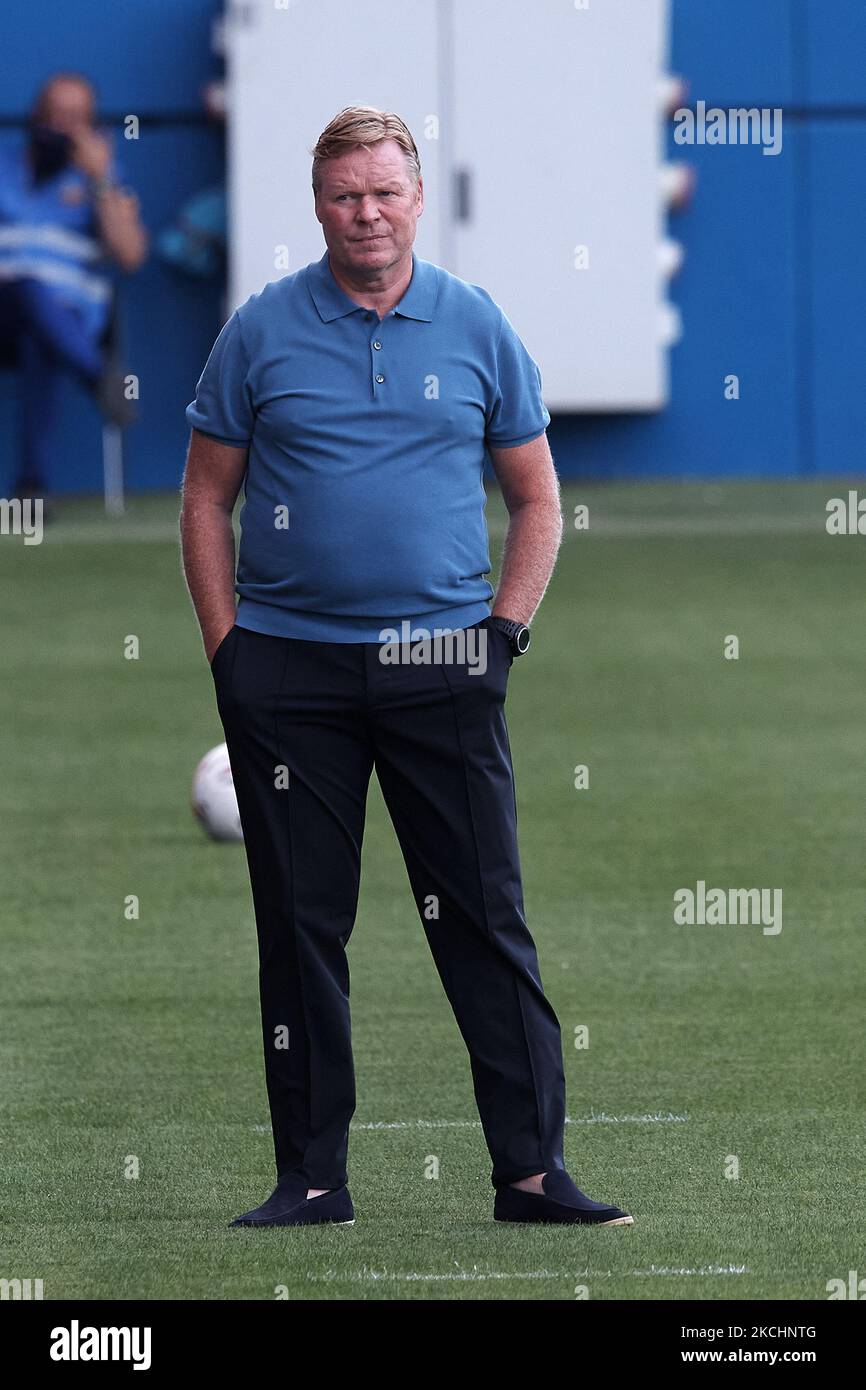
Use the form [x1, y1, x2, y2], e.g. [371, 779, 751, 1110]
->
[227, 0, 442, 307]
[227, 0, 670, 410]
[450, 0, 669, 410]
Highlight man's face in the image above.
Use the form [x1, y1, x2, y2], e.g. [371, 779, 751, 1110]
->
[314, 138, 423, 278]
[36, 78, 95, 137]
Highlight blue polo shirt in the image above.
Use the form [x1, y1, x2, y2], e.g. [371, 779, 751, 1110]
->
[185, 248, 550, 642]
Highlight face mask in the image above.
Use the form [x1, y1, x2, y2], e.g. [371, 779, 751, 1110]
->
[29, 125, 72, 182]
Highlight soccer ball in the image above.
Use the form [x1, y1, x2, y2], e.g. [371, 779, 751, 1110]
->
[191, 743, 243, 843]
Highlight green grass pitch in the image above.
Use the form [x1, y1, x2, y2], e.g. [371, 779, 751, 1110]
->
[1, 480, 863, 1300]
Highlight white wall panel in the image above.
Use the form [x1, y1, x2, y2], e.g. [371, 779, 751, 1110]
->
[227, 0, 670, 411]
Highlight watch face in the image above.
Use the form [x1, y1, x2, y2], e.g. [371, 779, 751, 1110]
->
[489, 617, 530, 655]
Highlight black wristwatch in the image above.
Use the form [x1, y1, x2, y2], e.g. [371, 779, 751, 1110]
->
[489, 615, 531, 656]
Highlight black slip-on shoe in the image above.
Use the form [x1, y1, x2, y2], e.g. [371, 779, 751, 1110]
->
[494, 1169, 634, 1226]
[230, 1174, 355, 1228]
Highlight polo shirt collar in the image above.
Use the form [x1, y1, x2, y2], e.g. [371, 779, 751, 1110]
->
[308, 248, 436, 322]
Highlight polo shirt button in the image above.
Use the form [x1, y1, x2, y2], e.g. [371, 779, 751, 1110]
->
[373, 341, 382, 349]
[375, 374, 385, 383]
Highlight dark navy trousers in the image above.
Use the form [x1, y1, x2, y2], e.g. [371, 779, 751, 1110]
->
[211, 616, 567, 1189]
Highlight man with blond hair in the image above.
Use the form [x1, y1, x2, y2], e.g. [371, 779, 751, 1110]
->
[182, 106, 632, 1230]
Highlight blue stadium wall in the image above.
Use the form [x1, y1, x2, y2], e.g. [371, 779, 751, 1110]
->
[0, 0, 862, 491]
[0, 0, 226, 498]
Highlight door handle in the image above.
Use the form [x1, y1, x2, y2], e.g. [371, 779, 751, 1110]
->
[454, 167, 472, 223]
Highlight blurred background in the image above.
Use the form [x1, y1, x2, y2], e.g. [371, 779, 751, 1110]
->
[0, 0, 863, 499]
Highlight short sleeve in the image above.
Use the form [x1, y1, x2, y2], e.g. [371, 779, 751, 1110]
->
[185, 310, 254, 445]
[484, 310, 551, 447]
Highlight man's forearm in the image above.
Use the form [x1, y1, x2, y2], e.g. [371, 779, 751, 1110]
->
[180, 501, 238, 662]
[95, 190, 148, 271]
[492, 499, 563, 626]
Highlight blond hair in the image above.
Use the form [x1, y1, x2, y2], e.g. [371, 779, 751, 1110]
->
[310, 106, 421, 196]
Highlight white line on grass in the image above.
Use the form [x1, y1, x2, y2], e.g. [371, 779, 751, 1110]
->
[306, 1265, 748, 1284]
[633, 1264, 749, 1277]
[253, 1112, 688, 1134]
[578, 516, 822, 537]
[39, 515, 825, 547]
[567, 1111, 688, 1124]
[43, 521, 182, 545]
[308, 1269, 595, 1284]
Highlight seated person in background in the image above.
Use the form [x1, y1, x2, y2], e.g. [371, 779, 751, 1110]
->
[0, 72, 148, 507]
